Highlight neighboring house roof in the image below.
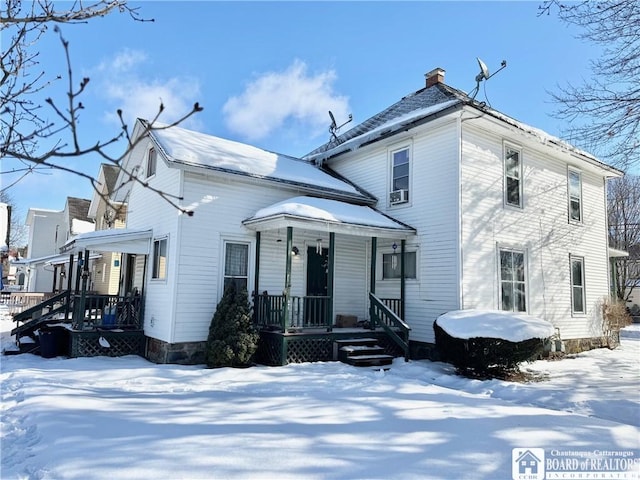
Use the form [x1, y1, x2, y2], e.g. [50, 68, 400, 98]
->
[305, 76, 623, 178]
[88, 164, 124, 221]
[145, 121, 374, 204]
[243, 196, 415, 239]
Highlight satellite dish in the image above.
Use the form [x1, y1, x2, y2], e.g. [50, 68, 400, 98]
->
[328, 110, 353, 142]
[476, 58, 490, 82]
[469, 58, 507, 100]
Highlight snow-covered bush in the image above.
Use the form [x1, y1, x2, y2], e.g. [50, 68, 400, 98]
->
[206, 284, 259, 368]
[434, 310, 555, 378]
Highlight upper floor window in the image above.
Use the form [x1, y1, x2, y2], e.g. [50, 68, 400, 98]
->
[224, 242, 249, 292]
[504, 145, 522, 208]
[146, 147, 157, 178]
[390, 146, 410, 204]
[152, 237, 168, 280]
[382, 251, 417, 280]
[568, 169, 582, 223]
[499, 248, 526, 312]
[570, 256, 586, 314]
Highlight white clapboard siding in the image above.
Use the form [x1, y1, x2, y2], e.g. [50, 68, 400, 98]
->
[459, 119, 611, 340]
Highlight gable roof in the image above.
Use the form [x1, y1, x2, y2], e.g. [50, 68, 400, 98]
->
[66, 197, 92, 224]
[144, 120, 375, 204]
[306, 83, 464, 161]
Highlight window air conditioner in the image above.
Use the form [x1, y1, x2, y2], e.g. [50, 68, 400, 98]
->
[389, 189, 409, 205]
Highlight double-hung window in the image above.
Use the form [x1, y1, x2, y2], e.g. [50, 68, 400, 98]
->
[504, 145, 522, 208]
[147, 147, 157, 178]
[570, 256, 586, 314]
[152, 237, 168, 280]
[499, 248, 526, 312]
[382, 251, 417, 280]
[224, 242, 249, 292]
[390, 146, 410, 203]
[568, 169, 582, 223]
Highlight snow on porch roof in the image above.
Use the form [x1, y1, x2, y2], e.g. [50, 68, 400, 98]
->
[61, 228, 153, 255]
[243, 196, 415, 239]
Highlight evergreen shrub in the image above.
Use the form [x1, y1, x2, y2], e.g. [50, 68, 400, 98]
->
[206, 283, 259, 368]
[433, 321, 547, 378]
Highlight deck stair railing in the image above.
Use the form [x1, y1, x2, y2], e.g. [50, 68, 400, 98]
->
[369, 292, 411, 360]
[73, 294, 143, 329]
[11, 290, 72, 338]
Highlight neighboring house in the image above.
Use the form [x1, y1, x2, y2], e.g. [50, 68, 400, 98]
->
[17, 197, 94, 292]
[58, 68, 622, 363]
[86, 164, 127, 295]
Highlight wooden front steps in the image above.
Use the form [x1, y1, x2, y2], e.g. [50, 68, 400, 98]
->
[335, 338, 394, 368]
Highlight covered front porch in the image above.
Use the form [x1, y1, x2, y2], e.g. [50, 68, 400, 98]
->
[9, 229, 151, 358]
[243, 196, 416, 365]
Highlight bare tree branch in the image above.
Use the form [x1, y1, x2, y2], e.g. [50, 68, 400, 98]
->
[540, 0, 640, 170]
[1, 0, 202, 216]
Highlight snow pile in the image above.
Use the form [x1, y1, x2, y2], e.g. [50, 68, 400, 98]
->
[436, 309, 555, 342]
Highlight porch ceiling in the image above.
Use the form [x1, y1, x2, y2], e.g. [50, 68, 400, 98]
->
[61, 228, 153, 255]
[243, 196, 415, 239]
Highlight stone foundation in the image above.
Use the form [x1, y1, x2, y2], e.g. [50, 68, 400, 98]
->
[145, 337, 207, 365]
[561, 334, 619, 354]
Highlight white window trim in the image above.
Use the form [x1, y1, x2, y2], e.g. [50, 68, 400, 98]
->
[377, 247, 418, 282]
[570, 255, 586, 315]
[146, 147, 157, 179]
[568, 167, 583, 224]
[497, 245, 528, 313]
[220, 238, 253, 297]
[151, 236, 168, 282]
[388, 143, 412, 208]
[503, 142, 523, 209]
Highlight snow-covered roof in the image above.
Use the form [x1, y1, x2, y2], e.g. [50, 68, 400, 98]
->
[436, 310, 555, 343]
[147, 122, 370, 201]
[305, 80, 623, 177]
[243, 196, 415, 239]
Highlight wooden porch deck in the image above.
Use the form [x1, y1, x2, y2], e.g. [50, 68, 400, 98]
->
[255, 327, 406, 366]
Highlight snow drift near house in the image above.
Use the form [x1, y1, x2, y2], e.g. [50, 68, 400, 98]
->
[436, 310, 555, 342]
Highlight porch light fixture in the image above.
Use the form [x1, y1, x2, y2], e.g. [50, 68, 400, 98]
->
[291, 246, 300, 256]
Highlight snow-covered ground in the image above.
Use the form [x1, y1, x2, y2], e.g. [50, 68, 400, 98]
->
[1, 305, 639, 480]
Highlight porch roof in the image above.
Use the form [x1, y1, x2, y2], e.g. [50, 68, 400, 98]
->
[243, 196, 415, 239]
[61, 228, 153, 255]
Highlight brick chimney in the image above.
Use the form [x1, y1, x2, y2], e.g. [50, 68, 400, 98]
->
[425, 68, 445, 87]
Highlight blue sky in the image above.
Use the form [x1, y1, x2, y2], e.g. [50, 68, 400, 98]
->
[2, 1, 600, 223]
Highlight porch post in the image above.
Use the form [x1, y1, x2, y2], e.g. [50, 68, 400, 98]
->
[369, 237, 377, 328]
[65, 254, 74, 320]
[52, 265, 58, 293]
[254, 231, 261, 299]
[253, 231, 261, 324]
[400, 239, 406, 320]
[282, 226, 293, 330]
[327, 232, 335, 332]
[76, 249, 90, 330]
[74, 251, 83, 294]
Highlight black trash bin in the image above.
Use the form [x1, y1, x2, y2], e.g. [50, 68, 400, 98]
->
[39, 328, 69, 358]
[39, 330, 58, 358]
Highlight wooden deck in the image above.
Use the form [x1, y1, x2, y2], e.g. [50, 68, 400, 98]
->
[255, 327, 406, 366]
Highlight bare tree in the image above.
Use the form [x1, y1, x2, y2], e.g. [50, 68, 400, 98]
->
[1, 0, 202, 214]
[608, 175, 640, 302]
[0, 191, 27, 248]
[540, 0, 640, 170]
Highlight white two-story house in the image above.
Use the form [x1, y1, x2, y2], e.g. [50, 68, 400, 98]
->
[66, 68, 621, 364]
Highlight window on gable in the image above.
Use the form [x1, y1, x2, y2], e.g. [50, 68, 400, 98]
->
[499, 248, 526, 312]
[382, 251, 417, 280]
[570, 256, 586, 314]
[504, 146, 522, 208]
[391, 147, 410, 202]
[152, 237, 168, 280]
[147, 147, 157, 178]
[568, 169, 582, 223]
[224, 242, 249, 292]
